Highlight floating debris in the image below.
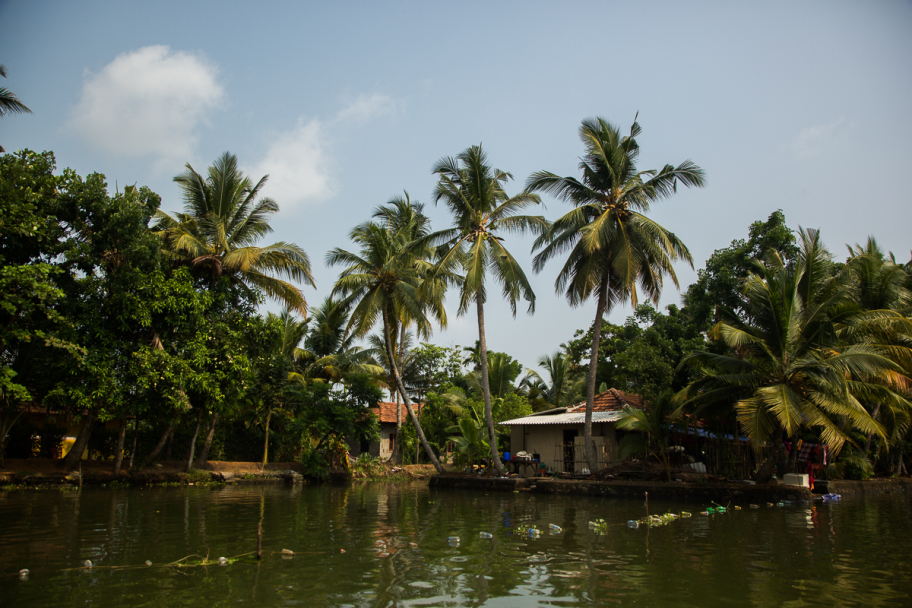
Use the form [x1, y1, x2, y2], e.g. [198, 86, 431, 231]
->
[281, 549, 295, 555]
[447, 536, 460, 546]
[589, 519, 608, 533]
[19, 569, 29, 580]
[339, 549, 346, 553]
[145, 560, 152, 566]
[822, 493, 841, 502]
[750, 504, 760, 509]
[218, 557, 228, 566]
[767, 503, 775, 508]
[478, 532, 493, 539]
[681, 512, 692, 518]
[701, 511, 710, 516]
[777, 502, 785, 507]
[83, 560, 92, 569]
[627, 520, 639, 529]
[734, 506, 742, 511]
[548, 524, 562, 533]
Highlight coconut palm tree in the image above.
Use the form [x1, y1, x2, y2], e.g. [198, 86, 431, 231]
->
[521, 352, 585, 410]
[328, 212, 450, 473]
[527, 116, 704, 471]
[679, 229, 905, 482]
[0, 65, 31, 153]
[154, 152, 315, 313]
[427, 144, 546, 474]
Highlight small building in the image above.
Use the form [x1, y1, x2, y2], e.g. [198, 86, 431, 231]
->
[499, 389, 645, 475]
[347, 401, 411, 461]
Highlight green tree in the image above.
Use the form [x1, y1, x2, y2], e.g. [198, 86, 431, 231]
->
[154, 151, 315, 313]
[520, 352, 584, 411]
[528, 116, 704, 470]
[680, 229, 905, 482]
[616, 390, 681, 480]
[429, 144, 546, 474]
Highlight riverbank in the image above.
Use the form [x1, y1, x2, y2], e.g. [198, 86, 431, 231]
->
[0, 459, 440, 488]
[429, 473, 911, 503]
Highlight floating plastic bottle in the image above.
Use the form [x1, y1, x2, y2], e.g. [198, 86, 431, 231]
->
[822, 493, 841, 501]
[84, 560, 92, 569]
[767, 503, 775, 507]
[701, 511, 710, 516]
[527, 528, 541, 538]
[706, 507, 715, 514]
[681, 511, 692, 518]
[548, 524, 562, 533]
[19, 569, 29, 580]
[750, 504, 760, 509]
[218, 557, 228, 565]
[777, 502, 785, 507]
[447, 536, 460, 545]
[478, 532, 493, 539]
[145, 560, 152, 566]
[734, 506, 742, 510]
[627, 520, 639, 529]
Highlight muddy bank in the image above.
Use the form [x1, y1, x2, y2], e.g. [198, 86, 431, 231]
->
[430, 474, 818, 503]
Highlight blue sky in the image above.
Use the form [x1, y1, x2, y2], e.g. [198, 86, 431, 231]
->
[2, 1, 911, 371]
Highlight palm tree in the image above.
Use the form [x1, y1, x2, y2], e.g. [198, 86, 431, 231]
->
[679, 229, 905, 482]
[428, 144, 546, 474]
[154, 152, 315, 313]
[0, 65, 31, 153]
[521, 352, 585, 411]
[295, 296, 382, 385]
[527, 116, 704, 471]
[328, 211, 450, 473]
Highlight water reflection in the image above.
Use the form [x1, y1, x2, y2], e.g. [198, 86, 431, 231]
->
[1, 484, 911, 606]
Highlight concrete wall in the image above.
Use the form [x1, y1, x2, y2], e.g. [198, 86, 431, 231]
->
[508, 422, 618, 476]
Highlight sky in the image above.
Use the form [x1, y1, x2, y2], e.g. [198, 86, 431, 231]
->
[2, 0, 911, 372]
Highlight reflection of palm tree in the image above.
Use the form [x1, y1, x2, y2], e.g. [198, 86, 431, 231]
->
[0, 65, 31, 153]
[681, 230, 901, 481]
[528, 116, 704, 470]
[429, 145, 546, 474]
[154, 152, 315, 313]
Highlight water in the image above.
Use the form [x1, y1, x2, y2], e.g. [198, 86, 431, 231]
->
[1, 483, 910, 606]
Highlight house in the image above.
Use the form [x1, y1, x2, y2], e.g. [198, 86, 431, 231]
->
[498, 389, 645, 476]
[347, 401, 413, 461]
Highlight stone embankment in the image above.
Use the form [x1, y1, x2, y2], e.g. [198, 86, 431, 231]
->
[429, 474, 912, 503]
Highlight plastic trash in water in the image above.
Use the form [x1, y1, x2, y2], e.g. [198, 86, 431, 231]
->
[767, 503, 775, 508]
[145, 560, 152, 566]
[822, 493, 841, 501]
[447, 536, 461, 545]
[83, 560, 92, 569]
[734, 506, 742, 510]
[700, 511, 710, 516]
[681, 511, 692, 518]
[706, 507, 715, 514]
[750, 504, 760, 509]
[548, 524, 562, 533]
[478, 532, 493, 539]
[777, 502, 785, 507]
[627, 520, 639, 529]
[527, 528, 541, 538]
[19, 569, 29, 580]
[218, 557, 228, 565]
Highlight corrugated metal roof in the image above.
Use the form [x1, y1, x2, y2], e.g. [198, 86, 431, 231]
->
[499, 411, 627, 426]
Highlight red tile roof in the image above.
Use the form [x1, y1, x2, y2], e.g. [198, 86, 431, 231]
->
[372, 401, 419, 424]
[567, 389, 645, 413]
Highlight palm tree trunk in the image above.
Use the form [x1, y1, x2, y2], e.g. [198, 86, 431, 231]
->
[754, 427, 784, 483]
[194, 413, 219, 468]
[261, 408, 272, 470]
[128, 418, 138, 469]
[113, 418, 127, 475]
[395, 323, 407, 464]
[185, 410, 202, 472]
[583, 273, 611, 472]
[62, 412, 98, 472]
[865, 403, 881, 453]
[382, 307, 444, 473]
[143, 421, 174, 466]
[476, 297, 504, 475]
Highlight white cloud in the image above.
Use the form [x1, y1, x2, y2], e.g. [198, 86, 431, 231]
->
[67, 45, 223, 170]
[790, 117, 852, 160]
[333, 93, 396, 124]
[245, 118, 333, 210]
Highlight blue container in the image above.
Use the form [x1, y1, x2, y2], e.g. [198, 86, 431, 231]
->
[503, 452, 511, 461]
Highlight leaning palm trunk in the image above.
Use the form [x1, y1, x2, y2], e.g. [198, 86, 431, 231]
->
[476, 297, 504, 475]
[583, 274, 610, 472]
[194, 413, 219, 468]
[382, 308, 444, 473]
[62, 412, 97, 472]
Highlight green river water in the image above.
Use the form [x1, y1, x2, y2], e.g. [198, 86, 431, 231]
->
[1, 482, 910, 606]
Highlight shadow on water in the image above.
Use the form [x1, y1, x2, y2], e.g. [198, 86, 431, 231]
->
[1, 483, 911, 607]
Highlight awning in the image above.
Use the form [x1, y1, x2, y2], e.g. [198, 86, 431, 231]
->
[499, 411, 627, 426]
